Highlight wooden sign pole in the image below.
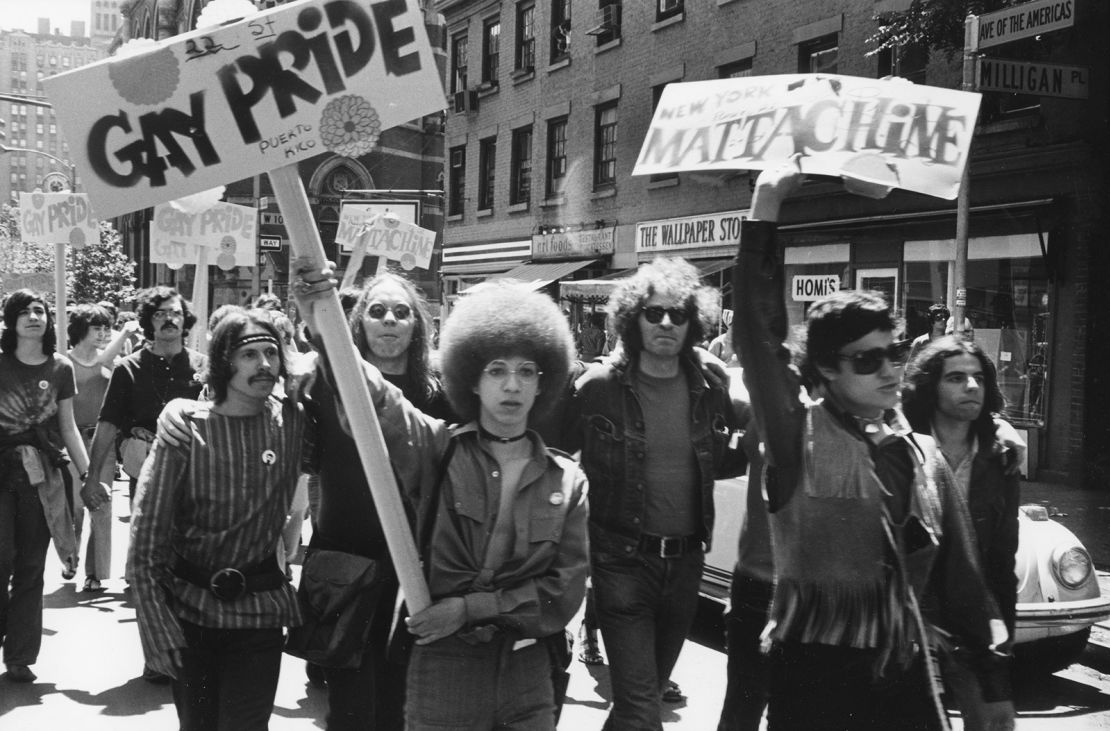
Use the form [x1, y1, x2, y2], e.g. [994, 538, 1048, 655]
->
[190, 246, 210, 350]
[270, 164, 430, 613]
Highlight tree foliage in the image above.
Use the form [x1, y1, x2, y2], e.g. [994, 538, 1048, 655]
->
[0, 205, 137, 306]
[869, 0, 1016, 57]
[70, 221, 138, 306]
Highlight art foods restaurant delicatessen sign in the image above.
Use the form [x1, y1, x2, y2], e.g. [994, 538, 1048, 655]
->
[636, 209, 750, 259]
[532, 228, 615, 261]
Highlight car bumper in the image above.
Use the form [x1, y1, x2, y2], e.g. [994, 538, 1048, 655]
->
[1014, 596, 1110, 643]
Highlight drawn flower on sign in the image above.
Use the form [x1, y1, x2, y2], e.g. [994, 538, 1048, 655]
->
[31, 192, 44, 209]
[109, 40, 180, 105]
[319, 95, 381, 158]
[217, 235, 237, 271]
[69, 226, 87, 249]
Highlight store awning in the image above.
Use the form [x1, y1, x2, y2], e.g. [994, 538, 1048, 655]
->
[560, 258, 732, 300]
[484, 259, 598, 291]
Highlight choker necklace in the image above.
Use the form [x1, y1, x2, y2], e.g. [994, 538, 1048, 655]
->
[479, 426, 528, 443]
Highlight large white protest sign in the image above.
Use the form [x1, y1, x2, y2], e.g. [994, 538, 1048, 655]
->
[18, 192, 98, 247]
[44, 0, 445, 219]
[335, 200, 418, 248]
[633, 74, 982, 200]
[149, 200, 258, 270]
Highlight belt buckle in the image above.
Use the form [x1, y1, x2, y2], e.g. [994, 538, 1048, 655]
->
[209, 567, 247, 601]
[659, 537, 681, 558]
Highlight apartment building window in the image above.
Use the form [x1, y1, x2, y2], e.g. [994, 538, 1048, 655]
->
[657, 0, 683, 22]
[650, 86, 677, 184]
[719, 58, 753, 78]
[594, 103, 618, 188]
[799, 34, 838, 73]
[876, 44, 926, 84]
[478, 137, 496, 211]
[546, 117, 568, 196]
[482, 19, 500, 86]
[451, 33, 468, 93]
[510, 127, 533, 205]
[551, 0, 571, 63]
[448, 145, 466, 216]
[516, 3, 535, 71]
[587, 0, 622, 45]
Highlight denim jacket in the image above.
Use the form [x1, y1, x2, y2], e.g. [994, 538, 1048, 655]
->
[563, 354, 747, 556]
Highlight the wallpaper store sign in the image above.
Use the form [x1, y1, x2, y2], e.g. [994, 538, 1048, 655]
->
[532, 228, 615, 261]
[636, 209, 750, 255]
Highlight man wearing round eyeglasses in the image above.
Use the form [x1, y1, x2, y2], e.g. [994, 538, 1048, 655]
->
[563, 257, 748, 731]
[733, 161, 1010, 731]
[908, 303, 951, 363]
[80, 286, 206, 684]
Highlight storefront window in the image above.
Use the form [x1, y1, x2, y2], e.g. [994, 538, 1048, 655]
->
[782, 244, 850, 330]
[904, 234, 1050, 427]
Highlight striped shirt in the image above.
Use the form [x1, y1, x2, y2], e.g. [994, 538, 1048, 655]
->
[129, 396, 308, 660]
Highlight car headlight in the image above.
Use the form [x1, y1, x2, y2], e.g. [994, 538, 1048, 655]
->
[1052, 546, 1093, 589]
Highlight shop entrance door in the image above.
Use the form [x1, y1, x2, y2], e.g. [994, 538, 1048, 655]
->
[856, 268, 899, 308]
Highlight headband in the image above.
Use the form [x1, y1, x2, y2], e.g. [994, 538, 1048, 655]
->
[231, 333, 280, 351]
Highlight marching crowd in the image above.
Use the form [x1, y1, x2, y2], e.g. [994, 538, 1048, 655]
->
[0, 163, 1020, 730]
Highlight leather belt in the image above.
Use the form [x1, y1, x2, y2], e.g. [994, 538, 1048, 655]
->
[172, 554, 286, 602]
[637, 534, 698, 558]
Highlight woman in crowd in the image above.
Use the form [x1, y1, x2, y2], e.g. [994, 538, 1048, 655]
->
[0, 290, 90, 683]
[294, 274, 589, 730]
[66, 303, 139, 592]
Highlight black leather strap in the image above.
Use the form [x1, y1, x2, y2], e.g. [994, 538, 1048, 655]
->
[172, 554, 286, 601]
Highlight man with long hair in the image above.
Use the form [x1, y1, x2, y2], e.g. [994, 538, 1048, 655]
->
[733, 160, 1011, 730]
[130, 307, 307, 729]
[0, 290, 90, 683]
[563, 257, 747, 730]
[902, 336, 1019, 730]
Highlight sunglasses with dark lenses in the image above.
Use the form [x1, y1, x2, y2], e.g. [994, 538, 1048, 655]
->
[641, 306, 690, 326]
[837, 340, 912, 375]
[367, 303, 412, 320]
[931, 311, 951, 321]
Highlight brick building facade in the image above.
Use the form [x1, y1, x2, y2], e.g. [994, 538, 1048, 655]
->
[435, 0, 1110, 486]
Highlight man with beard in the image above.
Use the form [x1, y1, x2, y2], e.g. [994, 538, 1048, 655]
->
[81, 286, 206, 683]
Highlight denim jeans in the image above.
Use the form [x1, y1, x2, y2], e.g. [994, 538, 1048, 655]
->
[405, 633, 554, 730]
[592, 547, 704, 731]
[0, 455, 52, 667]
[173, 621, 284, 731]
[717, 572, 773, 731]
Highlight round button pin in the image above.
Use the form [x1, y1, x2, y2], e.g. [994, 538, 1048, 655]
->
[38, 380, 49, 390]
[549, 492, 565, 506]
[261, 449, 276, 465]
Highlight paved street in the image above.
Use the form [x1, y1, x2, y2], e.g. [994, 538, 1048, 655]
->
[0, 479, 729, 730]
[5, 476, 1110, 729]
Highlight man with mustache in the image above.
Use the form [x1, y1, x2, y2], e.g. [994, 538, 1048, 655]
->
[81, 286, 206, 683]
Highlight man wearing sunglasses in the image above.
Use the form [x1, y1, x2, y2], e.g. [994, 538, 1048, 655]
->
[909, 303, 952, 362]
[733, 160, 1010, 731]
[563, 257, 748, 730]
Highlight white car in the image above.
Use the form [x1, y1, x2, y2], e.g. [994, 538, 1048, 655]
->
[702, 473, 1110, 673]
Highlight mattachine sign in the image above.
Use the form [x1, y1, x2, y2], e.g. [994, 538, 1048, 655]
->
[44, 0, 444, 219]
[633, 74, 982, 200]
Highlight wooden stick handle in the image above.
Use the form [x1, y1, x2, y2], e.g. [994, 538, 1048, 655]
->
[270, 165, 431, 612]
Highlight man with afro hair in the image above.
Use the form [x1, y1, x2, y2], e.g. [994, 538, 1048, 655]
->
[293, 277, 589, 731]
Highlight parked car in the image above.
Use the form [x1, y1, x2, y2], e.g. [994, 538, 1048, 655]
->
[702, 430, 1110, 673]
